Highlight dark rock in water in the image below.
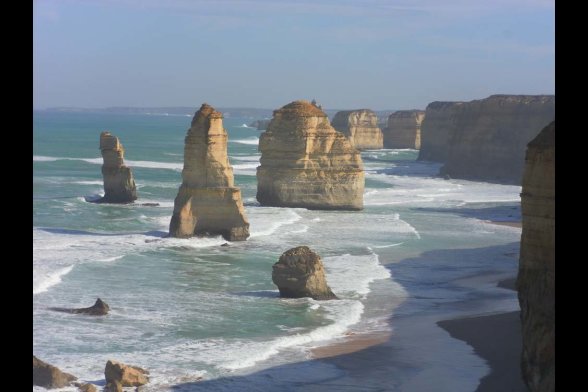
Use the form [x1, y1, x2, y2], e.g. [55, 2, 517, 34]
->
[221, 242, 230, 247]
[49, 298, 110, 316]
[92, 131, 137, 204]
[272, 246, 338, 300]
[443, 174, 451, 180]
[517, 121, 555, 392]
[105, 360, 149, 387]
[104, 380, 123, 392]
[140, 203, 160, 207]
[78, 383, 98, 392]
[33, 355, 77, 388]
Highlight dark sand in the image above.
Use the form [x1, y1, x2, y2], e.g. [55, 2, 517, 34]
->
[438, 311, 526, 391]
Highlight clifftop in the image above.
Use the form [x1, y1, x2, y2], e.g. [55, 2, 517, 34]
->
[274, 100, 327, 118]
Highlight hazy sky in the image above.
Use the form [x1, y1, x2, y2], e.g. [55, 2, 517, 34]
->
[33, 0, 554, 110]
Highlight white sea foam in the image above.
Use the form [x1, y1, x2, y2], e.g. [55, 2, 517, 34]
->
[33, 265, 74, 294]
[231, 137, 259, 145]
[323, 251, 391, 298]
[247, 208, 302, 238]
[33, 156, 183, 171]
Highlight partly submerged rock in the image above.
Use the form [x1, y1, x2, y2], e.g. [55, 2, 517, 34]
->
[33, 355, 77, 389]
[272, 246, 337, 300]
[103, 380, 123, 392]
[257, 100, 364, 210]
[78, 383, 98, 392]
[105, 360, 149, 387]
[517, 121, 555, 392]
[169, 103, 250, 241]
[49, 298, 110, 316]
[331, 109, 384, 150]
[95, 131, 137, 203]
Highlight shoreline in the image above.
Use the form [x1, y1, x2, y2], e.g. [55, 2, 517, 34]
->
[488, 220, 522, 228]
[437, 311, 526, 391]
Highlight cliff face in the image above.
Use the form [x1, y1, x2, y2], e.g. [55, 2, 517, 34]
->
[331, 109, 383, 150]
[169, 103, 250, 241]
[440, 95, 555, 183]
[256, 100, 364, 210]
[98, 132, 137, 203]
[417, 101, 464, 162]
[517, 121, 555, 392]
[382, 110, 425, 149]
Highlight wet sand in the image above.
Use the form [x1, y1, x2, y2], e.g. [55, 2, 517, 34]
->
[438, 311, 527, 392]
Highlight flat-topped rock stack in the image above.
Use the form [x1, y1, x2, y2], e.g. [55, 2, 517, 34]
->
[382, 110, 425, 149]
[169, 103, 249, 241]
[256, 100, 364, 210]
[331, 109, 383, 150]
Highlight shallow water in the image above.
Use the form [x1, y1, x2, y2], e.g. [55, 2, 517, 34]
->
[33, 111, 522, 391]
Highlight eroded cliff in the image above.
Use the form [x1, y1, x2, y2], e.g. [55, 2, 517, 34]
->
[440, 95, 555, 183]
[417, 101, 464, 162]
[256, 100, 364, 210]
[382, 110, 425, 149]
[517, 121, 555, 392]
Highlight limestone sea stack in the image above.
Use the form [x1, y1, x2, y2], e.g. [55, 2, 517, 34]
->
[417, 101, 464, 162]
[256, 100, 364, 210]
[272, 246, 337, 300]
[440, 95, 555, 183]
[169, 104, 250, 241]
[517, 121, 555, 392]
[382, 110, 425, 149]
[97, 132, 137, 203]
[331, 109, 383, 150]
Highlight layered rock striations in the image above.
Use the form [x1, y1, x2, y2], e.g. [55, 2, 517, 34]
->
[517, 121, 555, 392]
[256, 100, 364, 210]
[382, 110, 425, 149]
[272, 246, 337, 300]
[169, 104, 250, 241]
[440, 95, 555, 183]
[331, 109, 383, 150]
[417, 101, 464, 162]
[97, 132, 137, 203]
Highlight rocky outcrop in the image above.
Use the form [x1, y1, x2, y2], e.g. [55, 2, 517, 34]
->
[105, 360, 149, 387]
[104, 380, 122, 392]
[78, 383, 98, 392]
[49, 298, 110, 316]
[440, 95, 555, 183]
[169, 104, 250, 241]
[96, 132, 137, 203]
[517, 121, 555, 392]
[417, 101, 464, 162]
[272, 246, 337, 300]
[33, 355, 77, 389]
[256, 100, 364, 210]
[331, 109, 383, 150]
[382, 110, 425, 149]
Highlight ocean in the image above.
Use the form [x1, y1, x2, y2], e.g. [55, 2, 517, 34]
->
[33, 110, 523, 391]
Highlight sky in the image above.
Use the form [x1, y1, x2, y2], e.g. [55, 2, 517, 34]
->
[33, 0, 555, 110]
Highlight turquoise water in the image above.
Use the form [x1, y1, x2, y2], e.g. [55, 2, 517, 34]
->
[33, 111, 523, 391]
